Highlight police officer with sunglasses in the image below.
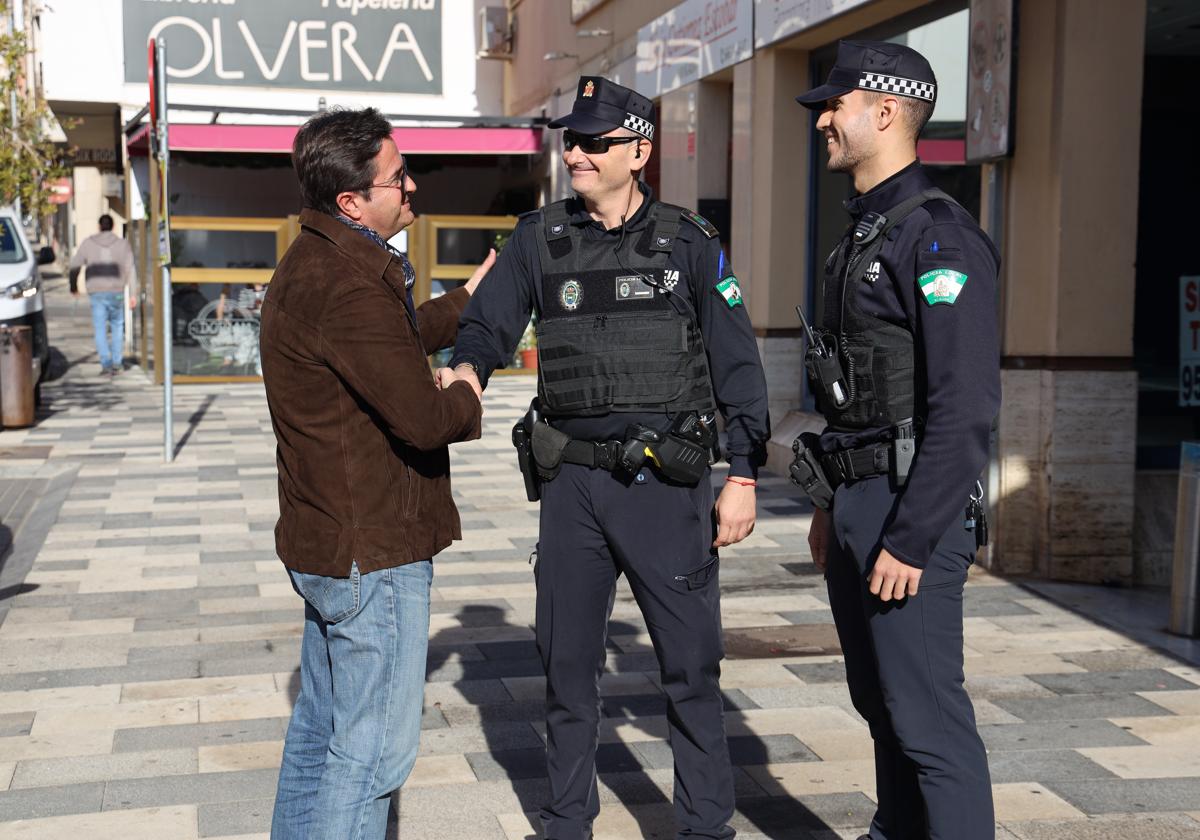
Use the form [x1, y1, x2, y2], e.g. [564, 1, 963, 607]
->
[446, 76, 770, 840]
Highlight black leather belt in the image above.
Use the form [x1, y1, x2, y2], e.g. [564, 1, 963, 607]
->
[820, 443, 891, 487]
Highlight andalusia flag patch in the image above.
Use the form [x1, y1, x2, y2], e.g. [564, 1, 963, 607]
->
[716, 275, 743, 308]
[918, 268, 967, 306]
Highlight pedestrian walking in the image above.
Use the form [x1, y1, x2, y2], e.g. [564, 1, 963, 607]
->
[68, 214, 135, 376]
[792, 40, 1000, 840]
[446, 76, 771, 840]
[260, 106, 492, 840]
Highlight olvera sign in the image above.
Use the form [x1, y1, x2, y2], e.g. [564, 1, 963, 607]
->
[123, 0, 442, 95]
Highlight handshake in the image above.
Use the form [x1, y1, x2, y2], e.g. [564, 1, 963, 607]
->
[435, 364, 482, 401]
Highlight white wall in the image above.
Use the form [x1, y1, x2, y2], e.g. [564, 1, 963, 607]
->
[40, 0, 506, 121]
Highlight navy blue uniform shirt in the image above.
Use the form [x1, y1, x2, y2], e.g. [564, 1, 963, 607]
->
[820, 162, 1001, 569]
[450, 183, 770, 479]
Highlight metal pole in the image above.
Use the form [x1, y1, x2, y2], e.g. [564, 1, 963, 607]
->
[162, 261, 173, 461]
[156, 38, 174, 463]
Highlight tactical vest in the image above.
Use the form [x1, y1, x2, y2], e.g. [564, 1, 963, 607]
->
[816, 188, 957, 432]
[534, 199, 716, 417]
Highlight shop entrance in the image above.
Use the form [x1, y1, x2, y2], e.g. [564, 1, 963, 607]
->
[1135, 4, 1200, 470]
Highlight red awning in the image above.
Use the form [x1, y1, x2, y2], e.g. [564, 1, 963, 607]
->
[917, 139, 967, 165]
[127, 123, 543, 155]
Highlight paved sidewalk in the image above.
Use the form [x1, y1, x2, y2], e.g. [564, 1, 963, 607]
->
[0, 283, 1198, 839]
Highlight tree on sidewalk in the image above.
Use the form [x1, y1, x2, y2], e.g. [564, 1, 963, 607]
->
[0, 0, 68, 220]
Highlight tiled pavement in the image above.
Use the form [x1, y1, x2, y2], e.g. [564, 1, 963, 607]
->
[0, 281, 1198, 839]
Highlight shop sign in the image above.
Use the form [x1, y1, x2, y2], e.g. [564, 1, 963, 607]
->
[637, 0, 752, 99]
[966, 0, 1014, 162]
[123, 0, 442, 95]
[46, 178, 72, 206]
[1182, 277, 1200, 407]
[72, 148, 120, 168]
[754, 0, 873, 49]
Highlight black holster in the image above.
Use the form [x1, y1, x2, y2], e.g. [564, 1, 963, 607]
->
[789, 433, 835, 510]
[511, 400, 543, 502]
[650, 412, 714, 485]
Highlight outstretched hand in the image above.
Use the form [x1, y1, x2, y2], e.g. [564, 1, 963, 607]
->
[465, 248, 496, 295]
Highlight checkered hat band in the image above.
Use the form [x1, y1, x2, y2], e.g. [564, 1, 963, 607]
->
[623, 113, 654, 140]
[858, 72, 936, 102]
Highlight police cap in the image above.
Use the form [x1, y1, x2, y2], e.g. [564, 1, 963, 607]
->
[548, 76, 656, 140]
[795, 40, 937, 110]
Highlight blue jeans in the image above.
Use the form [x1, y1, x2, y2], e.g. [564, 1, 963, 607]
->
[271, 560, 433, 840]
[89, 291, 124, 369]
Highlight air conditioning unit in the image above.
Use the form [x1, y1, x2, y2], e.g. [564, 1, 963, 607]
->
[477, 6, 513, 60]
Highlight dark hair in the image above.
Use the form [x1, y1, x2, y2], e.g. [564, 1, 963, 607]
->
[98, 214, 114, 231]
[292, 107, 394, 215]
[900, 97, 935, 141]
[867, 92, 935, 143]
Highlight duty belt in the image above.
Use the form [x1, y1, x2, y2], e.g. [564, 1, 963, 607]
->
[558, 438, 623, 471]
[820, 442, 891, 487]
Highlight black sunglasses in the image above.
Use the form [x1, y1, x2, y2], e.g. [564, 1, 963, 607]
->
[563, 131, 641, 154]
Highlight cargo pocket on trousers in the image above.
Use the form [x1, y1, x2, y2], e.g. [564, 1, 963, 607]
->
[674, 554, 719, 591]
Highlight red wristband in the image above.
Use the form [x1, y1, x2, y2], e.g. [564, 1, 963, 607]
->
[725, 477, 756, 487]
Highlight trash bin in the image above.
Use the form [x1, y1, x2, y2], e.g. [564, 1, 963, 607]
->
[0, 325, 35, 429]
[1170, 441, 1200, 637]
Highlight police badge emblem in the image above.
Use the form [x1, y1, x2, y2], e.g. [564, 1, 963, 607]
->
[560, 279, 583, 311]
[918, 268, 967, 305]
[583, 80, 595, 98]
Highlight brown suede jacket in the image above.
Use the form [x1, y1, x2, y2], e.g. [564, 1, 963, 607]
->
[260, 210, 482, 576]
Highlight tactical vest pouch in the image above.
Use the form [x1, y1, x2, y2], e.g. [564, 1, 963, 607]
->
[537, 311, 702, 415]
[833, 333, 916, 430]
[530, 421, 571, 482]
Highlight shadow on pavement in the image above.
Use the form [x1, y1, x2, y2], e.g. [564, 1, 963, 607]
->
[425, 603, 838, 839]
[174, 393, 218, 458]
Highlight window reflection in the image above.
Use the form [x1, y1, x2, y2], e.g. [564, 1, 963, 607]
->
[172, 282, 266, 376]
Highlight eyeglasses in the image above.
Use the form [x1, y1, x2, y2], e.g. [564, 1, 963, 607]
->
[563, 131, 641, 154]
[371, 163, 410, 191]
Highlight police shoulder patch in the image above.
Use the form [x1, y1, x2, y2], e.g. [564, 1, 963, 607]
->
[680, 209, 718, 239]
[918, 268, 968, 306]
[715, 275, 743, 308]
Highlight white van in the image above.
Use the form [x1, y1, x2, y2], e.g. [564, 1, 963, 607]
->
[0, 205, 53, 384]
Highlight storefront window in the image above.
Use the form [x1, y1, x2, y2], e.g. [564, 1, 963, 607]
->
[170, 229, 277, 271]
[164, 216, 291, 381]
[172, 282, 265, 376]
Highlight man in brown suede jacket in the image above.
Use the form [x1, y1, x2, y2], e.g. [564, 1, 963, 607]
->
[261, 107, 492, 840]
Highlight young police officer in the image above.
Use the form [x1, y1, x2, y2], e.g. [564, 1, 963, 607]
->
[447, 77, 770, 840]
[794, 42, 999, 840]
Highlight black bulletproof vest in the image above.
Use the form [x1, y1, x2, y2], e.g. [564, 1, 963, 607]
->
[534, 199, 716, 417]
[816, 189, 956, 432]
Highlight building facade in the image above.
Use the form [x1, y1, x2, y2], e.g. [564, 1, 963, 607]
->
[37, 0, 539, 381]
[490, 0, 1192, 586]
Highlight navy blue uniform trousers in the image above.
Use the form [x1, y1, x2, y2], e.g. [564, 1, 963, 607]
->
[535, 463, 735, 840]
[826, 475, 994, 840]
